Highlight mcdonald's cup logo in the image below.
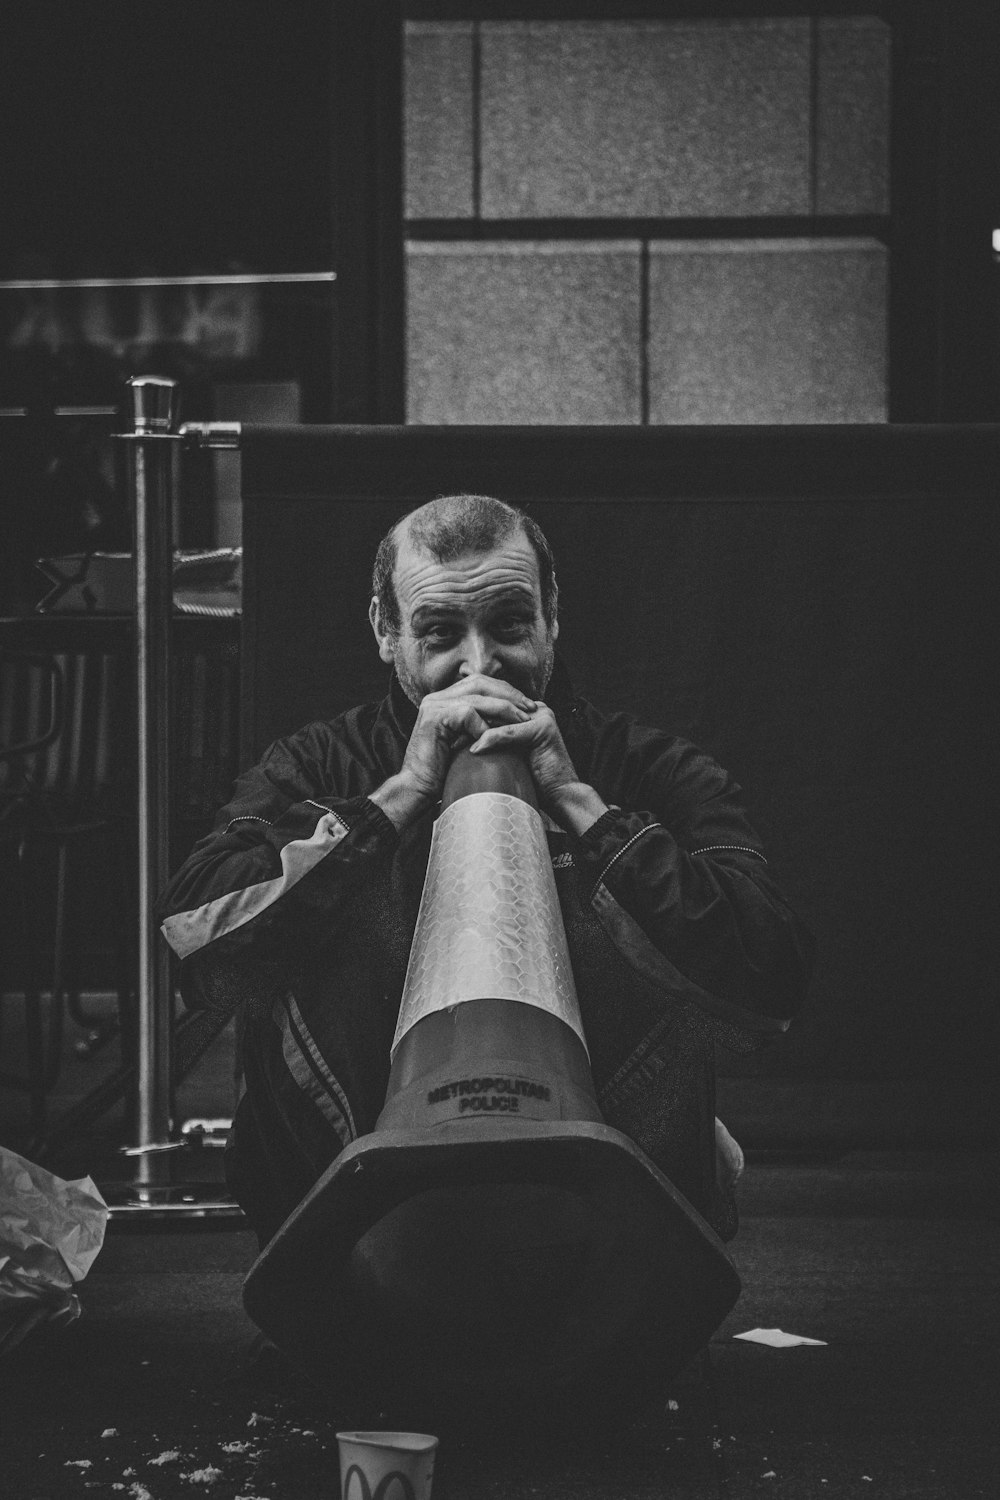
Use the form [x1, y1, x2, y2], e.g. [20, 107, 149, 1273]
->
[342, 1463, 418, 1500]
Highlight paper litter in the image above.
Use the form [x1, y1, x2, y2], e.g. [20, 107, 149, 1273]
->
[734, 1326, 828, 1347]
[0, 1147, 107, 1355]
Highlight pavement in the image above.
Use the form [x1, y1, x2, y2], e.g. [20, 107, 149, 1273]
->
[1, 1149, 997, 1499]
[1, 1005, 997, 1496]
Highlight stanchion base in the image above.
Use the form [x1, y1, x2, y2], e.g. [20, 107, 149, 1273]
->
[102, 1180, 246, 1225]
[101, 1119, 245, 1225]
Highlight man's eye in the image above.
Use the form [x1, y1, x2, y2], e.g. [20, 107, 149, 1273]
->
[496, 621, 530, 638]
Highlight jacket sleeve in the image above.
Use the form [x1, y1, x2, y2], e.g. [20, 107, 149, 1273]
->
[571, 738, 815, 1048]
[155, 729, 399, 999]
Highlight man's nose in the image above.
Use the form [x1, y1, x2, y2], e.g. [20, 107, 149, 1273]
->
[457, 632, 501, 678]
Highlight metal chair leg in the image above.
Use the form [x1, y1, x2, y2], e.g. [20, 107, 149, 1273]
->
[44, 838, 69, 1080]
[17, 829, 50, 1138]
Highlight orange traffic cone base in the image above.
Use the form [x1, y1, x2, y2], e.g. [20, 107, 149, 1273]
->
[379, 1000, 603, 1132]
[242, 1116, 740, 1420]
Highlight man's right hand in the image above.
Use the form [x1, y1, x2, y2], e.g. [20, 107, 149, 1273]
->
[370, 675, 536, 830]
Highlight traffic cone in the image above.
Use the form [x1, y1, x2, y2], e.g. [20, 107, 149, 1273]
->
[243, 748, 740, 1421]
[377, 744, 601, 1135]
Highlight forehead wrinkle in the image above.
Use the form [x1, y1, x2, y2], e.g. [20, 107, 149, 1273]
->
[410, 588, 535, 626]
[396, 549, 541, 620]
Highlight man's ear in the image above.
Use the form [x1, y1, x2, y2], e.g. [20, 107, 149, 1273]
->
[369, 597, 396, 664]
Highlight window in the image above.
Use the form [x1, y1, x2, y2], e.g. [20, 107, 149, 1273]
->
[404, 10, 890, 423]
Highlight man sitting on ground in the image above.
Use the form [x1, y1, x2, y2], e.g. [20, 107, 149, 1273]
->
[157, 494, 814, 1246]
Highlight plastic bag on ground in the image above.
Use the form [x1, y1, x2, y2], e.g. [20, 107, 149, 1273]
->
[0, 1146, 108, 1356]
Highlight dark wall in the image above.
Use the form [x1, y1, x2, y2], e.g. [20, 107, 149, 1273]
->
[0, 4, 332, 279]
[239, 424, 997, 1147]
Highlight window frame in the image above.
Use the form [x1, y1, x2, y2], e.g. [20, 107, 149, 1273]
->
[392, 1, 998, 422]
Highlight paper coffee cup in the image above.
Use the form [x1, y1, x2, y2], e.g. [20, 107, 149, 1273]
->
[336, 1430, 438, 1500]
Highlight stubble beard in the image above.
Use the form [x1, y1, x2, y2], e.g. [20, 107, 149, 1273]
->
[392, 650, 424, 708]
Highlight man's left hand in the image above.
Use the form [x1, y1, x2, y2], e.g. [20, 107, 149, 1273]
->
[470, 701, 608, 832]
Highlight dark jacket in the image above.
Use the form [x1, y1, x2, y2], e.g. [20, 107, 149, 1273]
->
[157, 660, 814, 1240]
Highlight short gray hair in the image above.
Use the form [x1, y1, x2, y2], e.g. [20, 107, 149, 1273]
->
[371, 494, 557, 635]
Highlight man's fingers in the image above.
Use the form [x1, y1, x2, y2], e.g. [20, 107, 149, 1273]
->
[479, 701, 533, 726]
[433, 676, 536, 711]
[426, 696, 530, 731]
[469, 720, 535, 753]
[459, 703, 533, 738]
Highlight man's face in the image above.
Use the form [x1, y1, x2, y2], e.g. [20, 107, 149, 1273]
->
[370, 526, 558, 706]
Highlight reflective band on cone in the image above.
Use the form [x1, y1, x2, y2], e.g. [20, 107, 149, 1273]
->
[391, 792, 587, 1057]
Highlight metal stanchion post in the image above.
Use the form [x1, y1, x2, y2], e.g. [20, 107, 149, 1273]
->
[102, 379, 243, 1222]
[131, 376, 175, 1188]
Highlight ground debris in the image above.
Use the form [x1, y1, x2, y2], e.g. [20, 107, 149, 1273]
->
[148, 1450, 182, 1465]
[246, 1411, 275, 1428]
[182, 1467, 224, 1485]
[220, 1440, 252, 1454]
[65, 1459, 93, 1468]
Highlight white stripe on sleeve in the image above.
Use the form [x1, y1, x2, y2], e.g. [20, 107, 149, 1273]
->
[160, 811, 350, 959]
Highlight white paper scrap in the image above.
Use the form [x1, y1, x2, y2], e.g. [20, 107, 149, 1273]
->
[734, 1327, 828, 1347]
